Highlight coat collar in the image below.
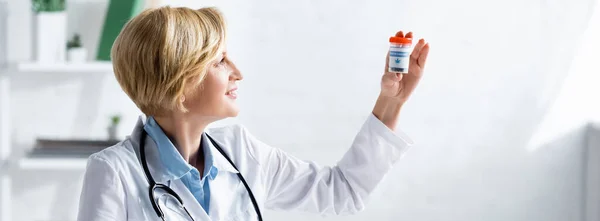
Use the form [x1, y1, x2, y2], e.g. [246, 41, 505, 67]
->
[130, 115, 238, 184]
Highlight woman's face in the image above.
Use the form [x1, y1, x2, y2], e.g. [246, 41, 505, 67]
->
[182, 50, 243, 121]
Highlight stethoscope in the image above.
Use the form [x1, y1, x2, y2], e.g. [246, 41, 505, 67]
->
[139, 130, 263, 221]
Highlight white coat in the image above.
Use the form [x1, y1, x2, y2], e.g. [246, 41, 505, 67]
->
[76, 113, 413, 221]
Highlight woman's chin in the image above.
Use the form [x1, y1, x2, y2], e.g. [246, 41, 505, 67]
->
[226, 105, 240, 117]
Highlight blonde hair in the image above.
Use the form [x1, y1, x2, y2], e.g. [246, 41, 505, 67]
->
[111, 6, 227, 116]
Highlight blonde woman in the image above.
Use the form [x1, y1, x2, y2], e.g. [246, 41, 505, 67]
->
[77, 6, 430, 221]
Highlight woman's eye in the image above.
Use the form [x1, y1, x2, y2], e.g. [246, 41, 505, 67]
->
[214, 55, 227, 67]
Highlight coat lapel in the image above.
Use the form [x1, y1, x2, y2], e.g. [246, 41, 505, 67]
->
[203, 133, 254, 220]
[130, 115, 211, 221]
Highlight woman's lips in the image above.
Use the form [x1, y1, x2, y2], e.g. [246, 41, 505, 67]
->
[226, 88, 237, 99]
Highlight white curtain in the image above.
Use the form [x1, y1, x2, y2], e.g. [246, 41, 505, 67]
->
[528, 0, 600, 150]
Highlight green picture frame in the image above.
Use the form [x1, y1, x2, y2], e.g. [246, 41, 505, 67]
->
[96, 0, 145, 61]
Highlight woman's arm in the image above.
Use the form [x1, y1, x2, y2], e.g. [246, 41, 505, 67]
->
[242, 115, 412, 215]
[77, 154, 126, 221]
[250, 30, 429, 215]
[244, 113, 413, 215]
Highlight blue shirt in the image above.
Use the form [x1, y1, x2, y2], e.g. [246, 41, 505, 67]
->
[143, 116, 218, 214]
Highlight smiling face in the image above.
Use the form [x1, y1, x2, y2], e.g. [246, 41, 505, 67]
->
[182, 50, 243, 121]
[111, 6, 236, 119]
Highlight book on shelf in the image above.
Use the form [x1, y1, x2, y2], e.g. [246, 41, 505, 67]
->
[27, 138, 121, 158]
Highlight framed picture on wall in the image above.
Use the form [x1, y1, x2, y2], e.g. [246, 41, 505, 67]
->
[96, 0, 144, 61]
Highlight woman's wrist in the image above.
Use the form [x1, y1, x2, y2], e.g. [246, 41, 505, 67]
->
[372, 94, 404, 131]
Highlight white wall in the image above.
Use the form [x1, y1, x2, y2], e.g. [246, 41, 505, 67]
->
[1, 0, 599, 220]
[0, 1, 6, 67]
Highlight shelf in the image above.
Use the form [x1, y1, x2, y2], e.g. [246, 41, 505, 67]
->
[16, 138, 117, 171]
[2, 61, 113, 74]
[18, 157, 88, 170]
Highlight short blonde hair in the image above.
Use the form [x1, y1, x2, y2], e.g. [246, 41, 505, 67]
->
[111, 6, 227, 116]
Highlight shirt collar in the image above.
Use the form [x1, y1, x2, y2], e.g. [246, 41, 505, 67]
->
[144, 116, 223, 180]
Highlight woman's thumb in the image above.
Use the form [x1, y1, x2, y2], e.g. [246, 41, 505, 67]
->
[382, 72, 401, 83]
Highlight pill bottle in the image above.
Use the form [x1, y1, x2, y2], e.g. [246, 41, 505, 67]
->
[388, 36, 412, 73]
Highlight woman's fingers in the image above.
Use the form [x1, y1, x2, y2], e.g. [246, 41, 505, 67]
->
[418, 43, 430, 67]
[411, 39, 425, 60]
[405, 32, 413, 39]
[382, 71, 402, 86]
[395, 31, 404, 38]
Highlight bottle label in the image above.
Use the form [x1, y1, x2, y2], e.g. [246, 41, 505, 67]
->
[388, 46, 411, 73]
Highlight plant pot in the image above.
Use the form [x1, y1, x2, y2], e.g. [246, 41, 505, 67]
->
[67, 47, 88, 63]
[107, 125, 118, 140]
[34, 11, 67, 63]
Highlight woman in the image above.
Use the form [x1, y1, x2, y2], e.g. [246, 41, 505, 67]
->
[77, 6, 430, 221]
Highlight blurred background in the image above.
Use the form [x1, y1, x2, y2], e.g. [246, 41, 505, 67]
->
[1, 0, 600, 220]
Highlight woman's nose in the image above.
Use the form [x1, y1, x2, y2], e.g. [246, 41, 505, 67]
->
[229, 61, 243, 81]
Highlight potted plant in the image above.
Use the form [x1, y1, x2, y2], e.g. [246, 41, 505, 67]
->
[108, 114, 121, 141]
[67, 34, 87, 63]
[32, 0, 67, 63]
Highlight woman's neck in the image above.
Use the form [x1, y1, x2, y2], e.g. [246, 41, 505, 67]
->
[153, 115, 210, 165]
